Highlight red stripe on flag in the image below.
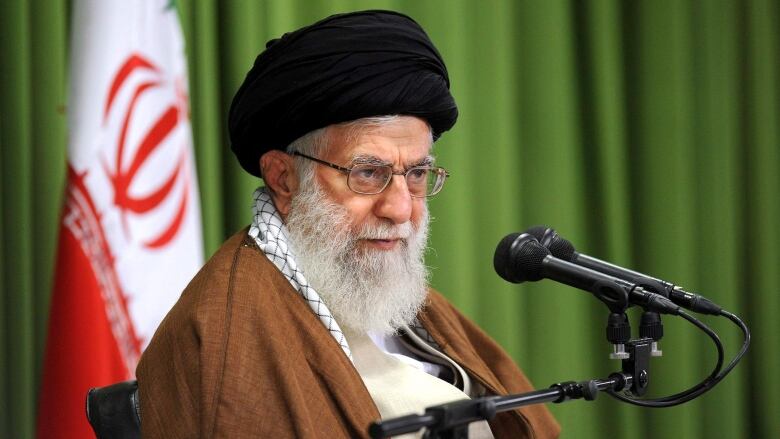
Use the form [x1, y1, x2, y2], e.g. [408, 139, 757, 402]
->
[36, 212, 129, 438]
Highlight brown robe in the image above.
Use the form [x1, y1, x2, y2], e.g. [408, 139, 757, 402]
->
[137, 230, 560, 438]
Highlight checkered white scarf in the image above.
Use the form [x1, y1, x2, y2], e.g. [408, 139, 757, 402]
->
[248, 187, 353, 361]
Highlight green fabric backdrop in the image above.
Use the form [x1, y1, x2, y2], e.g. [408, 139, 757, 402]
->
[1, 1, 777, 438]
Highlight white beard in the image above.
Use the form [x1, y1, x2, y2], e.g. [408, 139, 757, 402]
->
[285, 181, 430, 335]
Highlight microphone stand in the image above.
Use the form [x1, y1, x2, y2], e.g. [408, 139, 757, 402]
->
[369, 340, 655, 439]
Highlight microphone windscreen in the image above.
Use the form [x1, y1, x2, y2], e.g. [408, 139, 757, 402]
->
[524, 225, 576, 261]
[494, 233, 549, 283]
[547, 235, 575, 261]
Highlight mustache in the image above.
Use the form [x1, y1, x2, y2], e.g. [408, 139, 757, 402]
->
[356, 221, 414, 240]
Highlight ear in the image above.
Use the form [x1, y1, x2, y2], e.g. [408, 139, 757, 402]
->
[259, 150, 299, 218]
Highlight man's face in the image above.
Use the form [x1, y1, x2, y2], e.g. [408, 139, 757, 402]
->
[313, 116, 432, 251]
[282, 116, 433, 334]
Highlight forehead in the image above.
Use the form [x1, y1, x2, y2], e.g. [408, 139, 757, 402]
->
[324, 116, 433, 164]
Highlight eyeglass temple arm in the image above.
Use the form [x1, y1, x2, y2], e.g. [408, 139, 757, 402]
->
[292, 151, 353, 173]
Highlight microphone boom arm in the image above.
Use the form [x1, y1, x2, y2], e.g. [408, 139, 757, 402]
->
[368, 371, 636, 439]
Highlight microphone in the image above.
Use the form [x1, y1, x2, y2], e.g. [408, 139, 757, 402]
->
[494, 233, 680, 315]
[524, 226, 722, 315]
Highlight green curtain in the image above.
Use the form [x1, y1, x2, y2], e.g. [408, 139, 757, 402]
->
[1, 0, 777, 437]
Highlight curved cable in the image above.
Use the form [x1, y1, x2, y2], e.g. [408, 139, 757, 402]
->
[607, 310, 724, 407]
[713, 310, 751, 380]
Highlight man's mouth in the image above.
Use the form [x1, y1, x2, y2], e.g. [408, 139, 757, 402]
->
[363, 238, 402, 250]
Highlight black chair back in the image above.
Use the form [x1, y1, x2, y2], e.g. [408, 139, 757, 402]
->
[86, 380, 141, 439]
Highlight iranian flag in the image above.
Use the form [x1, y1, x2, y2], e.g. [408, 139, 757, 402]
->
[37, 1, 203, 437]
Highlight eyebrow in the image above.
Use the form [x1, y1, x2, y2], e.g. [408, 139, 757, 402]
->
[350, 154, 435, 168]
[351, 154, 389, 166]
[414, 156, 435, 167]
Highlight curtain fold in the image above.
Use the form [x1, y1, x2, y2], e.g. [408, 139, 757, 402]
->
[1, 0, 777, 437]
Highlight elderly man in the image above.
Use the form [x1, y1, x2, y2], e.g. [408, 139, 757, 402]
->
[137, 10, 559, 439]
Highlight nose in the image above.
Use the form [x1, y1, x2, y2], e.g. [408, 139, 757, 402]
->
[373, 174, 413, 224]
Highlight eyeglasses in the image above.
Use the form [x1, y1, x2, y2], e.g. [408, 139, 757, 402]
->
[291, 151, 449, 198]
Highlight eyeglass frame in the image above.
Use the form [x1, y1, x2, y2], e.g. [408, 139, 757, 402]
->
[290, 151, 450, 198]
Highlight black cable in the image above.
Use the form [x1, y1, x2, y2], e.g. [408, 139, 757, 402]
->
[638, 310, 749, 405]
[713, 310, 751, 380]
[641, 311, 724, 404]
[607, 310, 724, 407]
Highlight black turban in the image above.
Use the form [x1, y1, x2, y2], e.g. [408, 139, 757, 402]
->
[228, 10, 458, 177]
